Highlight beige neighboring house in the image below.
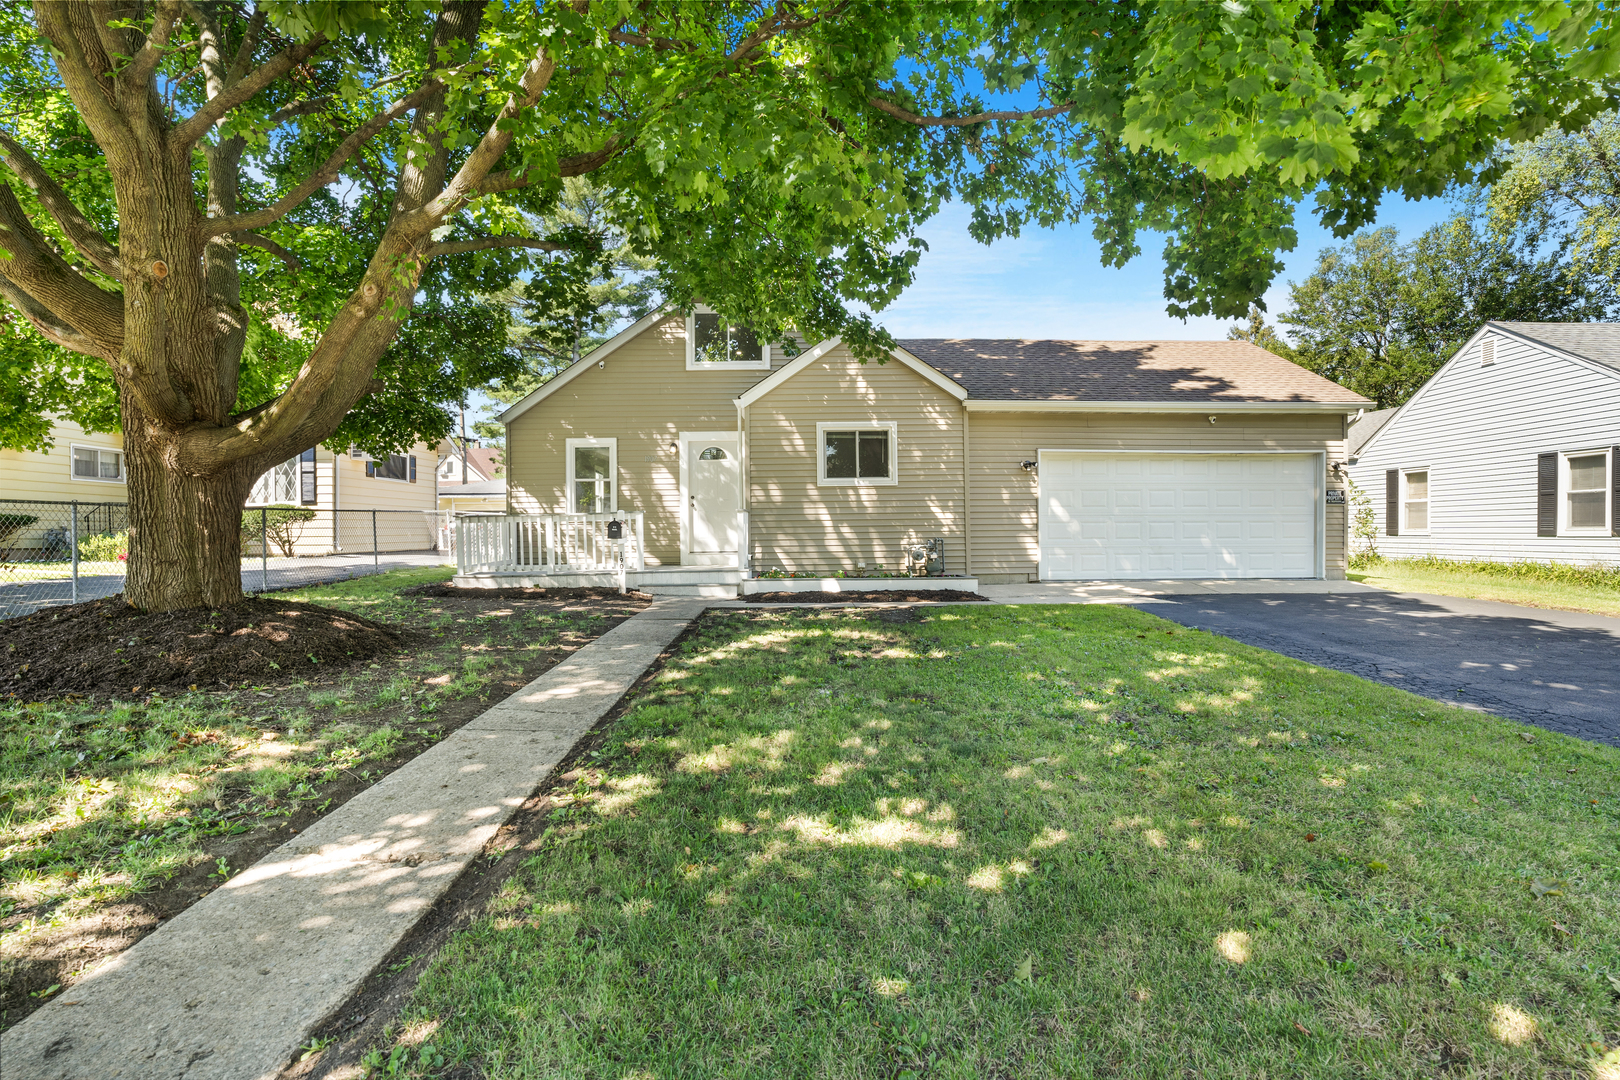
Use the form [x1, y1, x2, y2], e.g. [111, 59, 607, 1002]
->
[246, 441, 438, 555]
[435, 442, 507, 512]
[0, 419, 132, 556]
[491, 307, 1371, 590]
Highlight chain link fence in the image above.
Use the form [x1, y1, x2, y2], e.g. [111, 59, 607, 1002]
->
[0, 500, 455, 620]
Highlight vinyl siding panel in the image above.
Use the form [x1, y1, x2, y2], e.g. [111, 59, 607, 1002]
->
[745, 346, 966, 574]
[0, 419, 128, 503]
[244, 443, 438, 555]
[505, 316, 790, 565]
[968, 412, 1346, 581]
[1346, 333, 1620, 566]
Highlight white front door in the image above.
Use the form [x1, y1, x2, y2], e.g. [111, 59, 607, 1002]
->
[682, 434, 740, 564]
[1038, 452, 1320, 579]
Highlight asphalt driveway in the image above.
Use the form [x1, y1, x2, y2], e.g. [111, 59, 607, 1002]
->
[1146, 590, 1620, 746]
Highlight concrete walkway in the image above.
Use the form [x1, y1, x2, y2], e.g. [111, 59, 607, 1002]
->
[0, 600, 706, 1080]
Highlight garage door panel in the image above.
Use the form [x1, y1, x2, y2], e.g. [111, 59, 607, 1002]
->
[1040, 453, 1317, 580]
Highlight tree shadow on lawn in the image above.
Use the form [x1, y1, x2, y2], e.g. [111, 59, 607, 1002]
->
[381, 605, 1619, 1080]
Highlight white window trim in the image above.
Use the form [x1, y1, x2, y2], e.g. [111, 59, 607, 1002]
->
[815, 421, 898, 487]
[1560, 448, 1611, 534]
[69, 443, 126, 484]
[565, 437, 618, 513]
[1401, 467, 1430, 535]
[685, 306, 771, 370]
[246, 457, 299, 505]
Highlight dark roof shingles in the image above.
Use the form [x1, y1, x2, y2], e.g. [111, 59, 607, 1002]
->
[1491, 322, 1620, 374]
[895, 338, 1369, 404]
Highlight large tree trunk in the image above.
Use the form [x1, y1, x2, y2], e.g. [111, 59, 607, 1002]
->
[122, 398, 257, 611]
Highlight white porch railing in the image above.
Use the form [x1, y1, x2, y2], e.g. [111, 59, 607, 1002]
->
[456, 512, 645, 575]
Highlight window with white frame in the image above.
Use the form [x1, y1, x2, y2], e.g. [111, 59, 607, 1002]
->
[566, 438, 616, 512]
[816, 423, 896, 486]
[366, 454, 415, 482]
[1402, 469, 1429, 532]
[686, 308, 770, 369]
[70, 445, 125, 483]
[248, 458, 299, 504]
[1564, 451, 1609, 531]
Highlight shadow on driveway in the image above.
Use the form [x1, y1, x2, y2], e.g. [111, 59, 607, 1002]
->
[1147, 590, 1620, 747]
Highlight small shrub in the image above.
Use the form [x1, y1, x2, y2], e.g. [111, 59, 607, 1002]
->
[77, 531, 128, 563]
[241, 505, 317, 557]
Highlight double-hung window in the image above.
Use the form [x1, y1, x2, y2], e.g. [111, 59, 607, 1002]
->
[1402, 470, 1429, 532]
[71, 445, 125, 483]
[366, 454, 416, 482]
[686, 307, 770, 370]
[566, 438, 616, 513]
[816, 423, 896, 486]
[1565, 451, 1610, 531]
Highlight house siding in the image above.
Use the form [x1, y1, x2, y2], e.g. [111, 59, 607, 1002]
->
[745, 345, 967, 574]
[244, 443, 438, 556]
[0, 419, 129, 503]
[967, 411, 1348, 581]
[504, 316, 792, 565]
[1346, 333, 1620, 566]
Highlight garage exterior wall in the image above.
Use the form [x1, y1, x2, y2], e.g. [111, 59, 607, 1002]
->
[966, 411, 1348, 581]
[505, 315, 790, 566]
[1346, 332, 1620, 567]
[744, 345, 967, 575]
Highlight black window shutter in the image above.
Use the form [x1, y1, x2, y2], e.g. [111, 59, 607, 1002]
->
[1384, 469, 1398, 536]
[299, 448, 318, 505]
[409, 455, 417, 483]
[1612, 447, 1619, 537]
[1537, 452, 1558, 537]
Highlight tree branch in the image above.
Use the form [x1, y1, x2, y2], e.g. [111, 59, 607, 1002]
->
[233, 230, 299, 271]
[426, 235, 566, 257]
[124, 0, 184, 87]
[0, 131, 122, 277]
[0, 184, 123, 357]
[199, 79, 443, 238]
[169, 33, 327, 149]
[225, 5, 266, 84]
[866, 95, 1075, 128]
[476, 138, 625, 195]
[0, 266, 109, 359]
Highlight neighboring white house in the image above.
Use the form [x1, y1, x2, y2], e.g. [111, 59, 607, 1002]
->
[1346, 321, 1620, 566]
[435, 442, 506, 512]
[246, 441, 438, 554]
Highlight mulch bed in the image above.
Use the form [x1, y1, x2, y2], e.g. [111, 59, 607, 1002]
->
[741, 588, 991, 603]
[0, 595, 406, 700]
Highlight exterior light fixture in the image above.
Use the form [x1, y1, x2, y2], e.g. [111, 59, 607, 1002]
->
[1019, 459, 1038, 473]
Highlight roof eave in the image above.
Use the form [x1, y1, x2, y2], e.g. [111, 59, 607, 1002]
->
[961, 399, 1370, 413]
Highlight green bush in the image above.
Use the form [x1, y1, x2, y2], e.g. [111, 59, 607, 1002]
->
[1368, 553, 1620, 589]
[77, 530, 128, 562]
[241, 505, 317, 557]
[0, 513, 38, 549]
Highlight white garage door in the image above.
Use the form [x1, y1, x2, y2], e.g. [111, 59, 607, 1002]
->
[1039, 452, 1319, 580]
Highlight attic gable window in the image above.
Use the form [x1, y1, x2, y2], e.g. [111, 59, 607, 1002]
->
[686, 307, 770, 370]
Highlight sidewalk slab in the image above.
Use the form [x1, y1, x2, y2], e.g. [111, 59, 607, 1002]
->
[0, 603, 702, 1080]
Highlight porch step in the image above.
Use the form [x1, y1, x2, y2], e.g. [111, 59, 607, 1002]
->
[632, 582, 740, 598]
[629, 567, 743, 597]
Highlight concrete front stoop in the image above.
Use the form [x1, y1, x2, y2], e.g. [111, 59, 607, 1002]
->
[0, 600, 707, 1080]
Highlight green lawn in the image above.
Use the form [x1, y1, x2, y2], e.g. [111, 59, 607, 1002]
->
[1352, 557, 1620, 619]
[393, 604, 1620, 1080]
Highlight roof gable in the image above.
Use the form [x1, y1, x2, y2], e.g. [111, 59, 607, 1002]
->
[1491, 321, 1620, 375]
[736, 338, 968, 408]
[497, 307, 674, 424]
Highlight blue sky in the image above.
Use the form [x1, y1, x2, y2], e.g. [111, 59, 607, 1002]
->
[867, 193, 1461, 341]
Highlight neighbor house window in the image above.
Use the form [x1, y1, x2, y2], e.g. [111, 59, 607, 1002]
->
[686, 308, 770, 370]
[70, 445, 125, 483]
[366, 454, 416, 482]
[1565, 451, 1609, 531]
[816, 423, 897, 486]
[250, 448, 319, 504]
[1402, 470, 1429, 532]
[566, 438, 616, 512]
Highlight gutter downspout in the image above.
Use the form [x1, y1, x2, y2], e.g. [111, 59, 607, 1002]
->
[736, 396, 749, 575]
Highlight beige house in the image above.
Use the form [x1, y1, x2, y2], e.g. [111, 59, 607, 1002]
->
[245, 441, 439, 555]
[486, 309, 1371, 593]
